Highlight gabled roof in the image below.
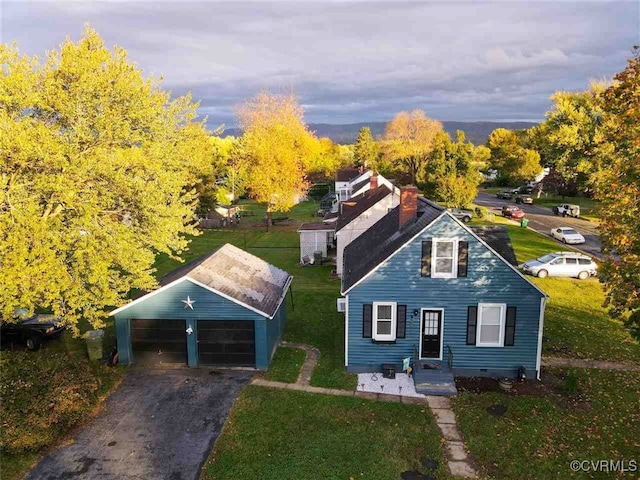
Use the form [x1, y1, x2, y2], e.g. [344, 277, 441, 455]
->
[336, 168, 360, 182]
[110, 244, 292, 319]
[342, 197, 445, 291]
[350, 177, 370, 195]
[335, 185, 392, 232]
[470, 226, 518, 266]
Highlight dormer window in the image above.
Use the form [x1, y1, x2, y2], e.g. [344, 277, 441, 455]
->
[431, 239, 458, 278]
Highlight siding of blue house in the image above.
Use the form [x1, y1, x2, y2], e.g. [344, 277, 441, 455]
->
[346, 214, 544, 378]
[114, 279, 282, 370]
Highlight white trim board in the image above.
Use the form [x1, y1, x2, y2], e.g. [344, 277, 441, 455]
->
[110, 275, 292, 320]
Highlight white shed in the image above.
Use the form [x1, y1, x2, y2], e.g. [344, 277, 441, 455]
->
[297, 223, 335, 263]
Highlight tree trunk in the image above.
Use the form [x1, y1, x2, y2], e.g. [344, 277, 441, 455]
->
[266, 206, 273, 231]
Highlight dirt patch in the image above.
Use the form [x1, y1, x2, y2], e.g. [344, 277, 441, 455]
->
[455, 370, 565, 396]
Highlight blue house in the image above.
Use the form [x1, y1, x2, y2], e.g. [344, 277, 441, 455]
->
[110, 243, 292, 370]
[341, 186, 547, 392]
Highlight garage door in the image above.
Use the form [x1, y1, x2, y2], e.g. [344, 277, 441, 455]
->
[197, 320, 255, 367]
[130, 319, 187, 365]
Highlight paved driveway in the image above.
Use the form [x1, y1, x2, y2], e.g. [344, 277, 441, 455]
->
[475, 191, 602, 259]
[26, 368, 254, 480]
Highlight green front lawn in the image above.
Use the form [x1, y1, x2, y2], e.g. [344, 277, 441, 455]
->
[202, 386, 451, 480]
[532, 194, 599, 222]
[453, 368, 640, 479]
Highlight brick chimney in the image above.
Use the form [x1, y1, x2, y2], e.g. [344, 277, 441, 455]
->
[370, 175, 378, 190]
[399, 185, 419, 227]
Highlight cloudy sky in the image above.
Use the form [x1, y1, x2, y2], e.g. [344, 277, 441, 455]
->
[1, 1, 638, 128]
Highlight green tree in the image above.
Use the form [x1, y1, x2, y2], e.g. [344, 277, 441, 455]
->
[486, 128, 542, 185]
[595, 47, 640, 339]
[537, 84, 606, 194]
[0, 28, 213, 332]
[382, 110, 444, 183]
[421, 131, 481, 207]
[237, 91, 317, 228]
[353, 127, 379, 168]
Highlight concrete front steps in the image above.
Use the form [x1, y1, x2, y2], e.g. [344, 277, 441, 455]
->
[413, 365, 457, 396]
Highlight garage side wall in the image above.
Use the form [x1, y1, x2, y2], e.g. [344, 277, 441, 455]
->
[114, 280, 268, 368]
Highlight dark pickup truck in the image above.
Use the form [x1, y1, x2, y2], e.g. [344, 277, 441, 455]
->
[1, 311, 65, 351]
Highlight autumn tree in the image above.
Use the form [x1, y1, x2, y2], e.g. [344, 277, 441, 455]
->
[237, 91, 317, 228]
[594, 47, 640, 339]
[486, 128, 542, 185]
[0, 27, 214, 332]
[421, 131, 481, 207]
[382, 110, 444, 183]
[536, 84, 606, 194]
[353, 127, 379, 168]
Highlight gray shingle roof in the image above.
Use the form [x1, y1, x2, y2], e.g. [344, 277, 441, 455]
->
[298, 222, 335, 231]
[336, 168, 361, 182]
[159, 244, 292, 318]
[469, 226, 518, 266]
[342, 197, 445, 292]
[335, 185, 392, 231]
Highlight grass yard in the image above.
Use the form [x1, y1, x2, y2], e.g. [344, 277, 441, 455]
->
[263, 346, 307, 383]
[202, 386, 451, 480]
[532, 194, 599, 222]
[499, 221, 640, 365]
[453, 368, 640, 479]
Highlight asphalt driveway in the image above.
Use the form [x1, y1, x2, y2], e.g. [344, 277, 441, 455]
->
[26, 368, 254, 480]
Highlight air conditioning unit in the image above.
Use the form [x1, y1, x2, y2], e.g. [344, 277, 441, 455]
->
[336, 298, 346, 312]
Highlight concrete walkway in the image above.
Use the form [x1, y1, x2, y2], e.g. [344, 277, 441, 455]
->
[252, 343, 478, 478]
[542, 356, 640, 371]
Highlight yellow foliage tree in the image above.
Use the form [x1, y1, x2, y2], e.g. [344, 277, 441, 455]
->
[382, 110, 444, 183]
[237, 91, 317, 227]
[0, 27, 214, 332]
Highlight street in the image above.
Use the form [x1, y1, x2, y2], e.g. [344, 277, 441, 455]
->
[474, 191, 602, 259]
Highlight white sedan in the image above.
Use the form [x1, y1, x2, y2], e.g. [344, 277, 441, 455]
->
[550, 227, 585, 244]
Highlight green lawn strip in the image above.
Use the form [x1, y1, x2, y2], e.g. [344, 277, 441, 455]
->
[532, 195, 599, 222]
[499, 222, 640, 365]
[202, 385, 451, 480]
[0, 334, 123, 480]
[452, 368, 640, 480]
[263, 346, 307, 383]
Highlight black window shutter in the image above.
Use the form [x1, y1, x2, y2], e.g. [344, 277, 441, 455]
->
[466, 306, 477, 345]
[363, 304, 372, 338]
[505, 306, 516, 346]
[457, 241, 469, 277]
[421, 241, 432, 277]
[396, 305, 406, 338]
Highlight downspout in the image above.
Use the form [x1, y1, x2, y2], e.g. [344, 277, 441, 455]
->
[344, 295, 349, 367]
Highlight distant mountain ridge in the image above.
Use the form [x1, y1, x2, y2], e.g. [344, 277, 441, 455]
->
[222, 120, 539, 146]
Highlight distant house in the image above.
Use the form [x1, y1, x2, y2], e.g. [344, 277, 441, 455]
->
[340, 187, 547, 393]
[110, 244, 292, 370]
[297, 222, 335, 263]
[198, 204, 240, 228]
[334, 176, 400, 277]
[335, 168, 371, 202]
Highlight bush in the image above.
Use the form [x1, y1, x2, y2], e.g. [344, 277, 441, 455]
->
[474, 206, 489, 219]
[0, 337, 122, 454]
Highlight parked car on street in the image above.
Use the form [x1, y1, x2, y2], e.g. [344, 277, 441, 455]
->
[0, 310, 65, 351]
[521, 252, 597, 279]
[448, 208, 473, 223]
[502, 205, 525, 219]
[515, 195, 533, 205]
[553, 204, 580, 218]
[550, 227, 586, 244]
[496, 191, 513, 199]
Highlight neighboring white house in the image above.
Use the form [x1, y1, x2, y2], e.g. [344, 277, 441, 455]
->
[334, 178, 400, 277]
[335, 168, 371, 202]
[349, 173, 396, 198]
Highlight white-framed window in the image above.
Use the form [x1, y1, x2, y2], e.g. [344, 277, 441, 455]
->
[431, 238, 458, 278]
[476, 303, 506, 347]
[373, 301, 396, 341]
